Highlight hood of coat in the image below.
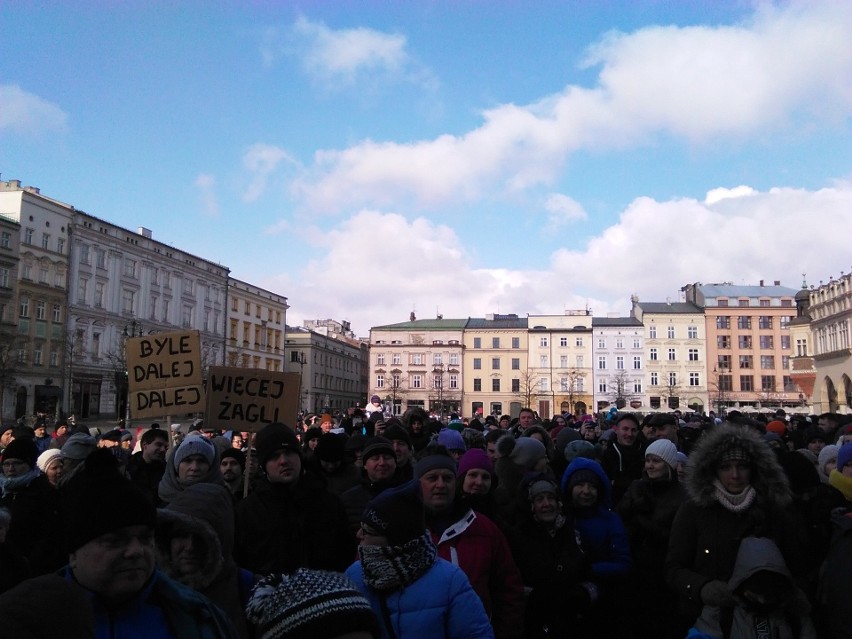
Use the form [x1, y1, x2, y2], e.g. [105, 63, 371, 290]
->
[560, 457, 612, 510]
[728, 536, 792, 592]
[685, 424, 791, 509]
[156, 483, 233, 589]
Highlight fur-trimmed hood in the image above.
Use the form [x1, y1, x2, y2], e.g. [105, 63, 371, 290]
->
[684, 424, 791, 509]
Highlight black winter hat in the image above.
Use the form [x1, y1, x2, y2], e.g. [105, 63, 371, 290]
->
[382, 423, 411, 447]
[361, 436, 395, 463]
[220, 448, 246, 471]
[60, 449, 156, 553]
[255, 423, 301, 468]
[246, 569, 379, 639]
[361, 479, 425, 546]
[2, 437, 38, 468]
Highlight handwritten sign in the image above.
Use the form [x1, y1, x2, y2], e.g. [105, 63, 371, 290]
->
[205, 367, 300, 432]
[126, 330, 205, 419]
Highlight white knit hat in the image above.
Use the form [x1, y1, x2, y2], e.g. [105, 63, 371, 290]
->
[645, 439, 678, 469]
[37, 448, 63, 473]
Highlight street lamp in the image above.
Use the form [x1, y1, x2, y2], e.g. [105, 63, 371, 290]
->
[123, 320, 143, 424]
[433, 363, 445, 423]
[713, 365, 728, 417]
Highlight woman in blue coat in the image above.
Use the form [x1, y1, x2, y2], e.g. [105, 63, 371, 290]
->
[345, 479, 494, 639]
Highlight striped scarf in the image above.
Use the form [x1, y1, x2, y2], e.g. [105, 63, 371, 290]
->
[359, 532, 438, 592]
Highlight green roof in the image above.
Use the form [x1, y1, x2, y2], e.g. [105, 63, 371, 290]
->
[371, 318, 469, 331]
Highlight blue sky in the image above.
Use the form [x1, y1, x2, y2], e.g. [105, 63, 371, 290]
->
[2, 1, 851, 335]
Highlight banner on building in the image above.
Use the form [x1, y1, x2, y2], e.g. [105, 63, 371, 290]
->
[126, 330, 205, 419]
[205, 367, 300, 432]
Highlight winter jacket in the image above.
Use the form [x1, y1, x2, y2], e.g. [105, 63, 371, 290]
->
[127, 452, 166, 506]
[560, 458, 633, 581]
[63, 566, 238, 639]
[345, 556, 495, 639]
[600, 438, 645, 504]
[665, 424, 802, 621]
[341, 474, 404, 538]
[429, 508, 525, 639]
[0, 473, 64, 575]
[234, 470, 352, 575]
[616, 472, 687, 588]
[156, 484, 252, 639]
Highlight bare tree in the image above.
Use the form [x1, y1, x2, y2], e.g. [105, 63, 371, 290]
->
[608, 369, 636, 409]
[661, 373, 682, 410]
[385, 371, 409, 415]
[0, 329, 25, 420]
[513, 368, 538, 409]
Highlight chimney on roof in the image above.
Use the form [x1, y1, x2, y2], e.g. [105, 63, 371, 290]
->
[759, 280, 764, 287]
[409, 311, 416, 321]
[774, 280, 780, 286]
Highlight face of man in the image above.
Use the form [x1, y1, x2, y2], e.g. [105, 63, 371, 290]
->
[1, 459, 30, 478]
[142, 437, 168, 463]
[265, 449, 302, 485]
[518, 410, 535, 431]
[807, 439, 826, 455]
[220, 458, 242, 483]
[34, 425, 46, 438]
[616, 420, 639, 447]
[486, 441, 499, 463]
[363, 453, 396, 483]
[420, 468, 456, 514]
[818, 417, 836, 433]
[499, 417, 510, 430]
[320, 419, 333, 433]
[69, 525, 155, 605]
[391, 440, 411, 467]
[169, 533, 202, 579]
[0, 430, 14, 447]
[648, 422, 677, 444]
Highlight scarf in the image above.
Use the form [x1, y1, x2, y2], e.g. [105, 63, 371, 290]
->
[359, 533, 438, 592]
[0, 468, 40, 497]
[713, 479, 757, 513]
[828, 469, 852, 502]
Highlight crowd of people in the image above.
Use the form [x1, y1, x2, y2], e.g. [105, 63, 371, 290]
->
[0, 403, 851, 638]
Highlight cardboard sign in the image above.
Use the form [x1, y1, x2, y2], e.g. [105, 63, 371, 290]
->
[205, 367, 301, 432]
[126, 330, 205, 419]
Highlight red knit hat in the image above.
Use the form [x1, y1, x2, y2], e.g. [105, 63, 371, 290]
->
[766, 420, 786, 436]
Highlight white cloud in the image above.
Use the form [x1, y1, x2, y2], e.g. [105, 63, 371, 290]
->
[705, 185, 757, 205]
[544, 193, 588, 229]
[293, 16, 408, 79]
[268, 183, 852, 335]
[287, 3, 852, 213]
[0, 84, 68, 134]
[242, 143, 296, 202]
[194, 173, 220, 217]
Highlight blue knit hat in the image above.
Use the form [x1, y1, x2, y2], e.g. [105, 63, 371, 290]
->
[436, 429, 465, 452]
[837, 442, 852, 473]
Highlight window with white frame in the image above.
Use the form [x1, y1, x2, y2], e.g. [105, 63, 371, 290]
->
[411, 374, 422, 389]
[650, 372, 658, 385]
[575, 337, 583, 347]
[667, 326, 675, 338]
[689, 372, 700, 386]
[122, 289, 135, 313]
[41, 233, 50, 249]
[688, 348, 699, 361]
[560, 355, 568, 368]
[392, 353, 401, 365]
[650, 348, 658, 361]
[39, 267, 48, 283]
[634, 380, 642, 393]
[598, 380, 607, 393]
[57, 237, 65, 254]
[77, 278, 88, 304]
[94, 282, 104, 308]
[633, 338, 640, 349]
[376, 374, 384, 388]
[540, 337, 548, 347]
[560, 378, 569, 391]
[0, 268, 7, 288]
[49, 350, 58, 366]
[598, 356, 606, 369]
[96, 249, 106, 268]
[669, 372, 677, 385]
[560, 337, 568, 347]
[449, 374, 458, 389]
[433, 353, 443, 365]
[616, 338, 624, 349]
[576, 355, 584, 368]
[668, 348, 676, 361]
[649, 325, 657, 338]
[24, 228, 34, 244]
[616, 356, 624, 370]
[633, 356, 641, 369]
[21, 262, 31, 279]
[539, 355, 548, 368]
[33, 346, 43, 365]
[35, 300, 45, 320]
[52, 304, 61, 322]
[0, 232, 9, 249]
[123, 259, 136, 277]
[412, 353, 422, 365]
[449, 353, 459, 365]
[688, 325, 698, 339]
[576, 377, 584, 392]
[539, 377, 549, 392]
[598, 337, 606, 348]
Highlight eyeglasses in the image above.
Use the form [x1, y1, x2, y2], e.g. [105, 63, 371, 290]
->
[1, 460, 27, 470]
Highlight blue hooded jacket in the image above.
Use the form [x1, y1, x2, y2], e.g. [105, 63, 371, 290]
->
[560, 457, 632, 580]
